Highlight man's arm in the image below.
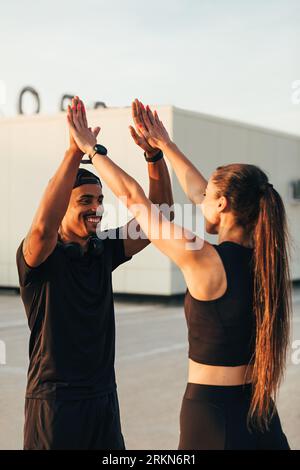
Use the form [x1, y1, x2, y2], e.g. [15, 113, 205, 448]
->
[23, 103, 86, 268]
[123, 155, 174, 258]
[23, 149, 82, 267]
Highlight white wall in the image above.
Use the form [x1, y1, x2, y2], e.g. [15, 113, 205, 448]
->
[0, 106, 176, 293]
[173, 107, 300, 283]
[1, 106, 299, 293]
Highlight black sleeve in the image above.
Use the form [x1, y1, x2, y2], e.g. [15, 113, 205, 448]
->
[16, 238, 54, 288]
[103, 227, 132, 272]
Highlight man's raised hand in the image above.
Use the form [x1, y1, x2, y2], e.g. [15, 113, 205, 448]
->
[67, 96, 100, 156]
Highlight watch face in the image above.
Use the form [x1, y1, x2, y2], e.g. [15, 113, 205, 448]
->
[94, 144, 107, 155]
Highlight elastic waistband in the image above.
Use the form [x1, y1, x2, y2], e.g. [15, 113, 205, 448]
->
[184, 382, 253, 402]
[26, 382, 117, 401]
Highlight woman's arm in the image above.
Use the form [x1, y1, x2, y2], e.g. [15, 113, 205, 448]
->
[121, 154, 175, 258]
[113, 98, 175, 258]
[133, 99, 208, 205]
[129, 98, 174, 217]
[67, 97, 204, 270]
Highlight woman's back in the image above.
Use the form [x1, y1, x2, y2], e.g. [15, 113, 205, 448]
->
[184, 241, 255, 368]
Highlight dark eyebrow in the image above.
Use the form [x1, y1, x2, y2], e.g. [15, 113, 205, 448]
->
[78, 194, 104, 200]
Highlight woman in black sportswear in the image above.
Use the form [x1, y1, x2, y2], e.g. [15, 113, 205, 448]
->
[67, 97, 291, 449]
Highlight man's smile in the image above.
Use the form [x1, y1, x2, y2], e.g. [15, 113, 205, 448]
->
[83, 215, 102, 224]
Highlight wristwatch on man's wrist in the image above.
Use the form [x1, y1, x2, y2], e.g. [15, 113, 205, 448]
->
[89, 144, 108, 162]
[144, 149, 163, 163]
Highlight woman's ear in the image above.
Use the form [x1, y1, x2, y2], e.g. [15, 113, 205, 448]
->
[218, 195, 228, 211]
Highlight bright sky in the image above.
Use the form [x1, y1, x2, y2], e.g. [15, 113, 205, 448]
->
[0, 0, 299, 135]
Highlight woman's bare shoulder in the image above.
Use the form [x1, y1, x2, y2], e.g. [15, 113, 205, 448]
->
[183, 241, 227, 301]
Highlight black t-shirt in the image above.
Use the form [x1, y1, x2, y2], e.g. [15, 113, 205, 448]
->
[16, 228, 132, 400]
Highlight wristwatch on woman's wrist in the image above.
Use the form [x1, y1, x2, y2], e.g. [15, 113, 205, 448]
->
[144, 149, 163, 163]
[89, 144, 108, 162]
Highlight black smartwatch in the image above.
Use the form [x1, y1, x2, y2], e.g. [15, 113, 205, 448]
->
[90, 144, 108, 162]
[144, 149, 163, 163]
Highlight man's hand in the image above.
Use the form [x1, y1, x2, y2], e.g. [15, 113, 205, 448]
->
[67, 96, 100, 155]
[134, 99, 172, 151]
[129, 99, 161, 158]
[68, 99, 84, 157]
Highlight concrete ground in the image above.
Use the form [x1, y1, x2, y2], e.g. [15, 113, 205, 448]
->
[0, 287, 299, 450]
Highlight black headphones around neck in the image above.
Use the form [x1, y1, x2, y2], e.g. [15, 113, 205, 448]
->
[57, 235, 104, 259]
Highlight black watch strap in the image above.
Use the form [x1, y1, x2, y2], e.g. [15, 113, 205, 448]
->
[144, 149, 163, 163]
[90, 144, 108, 162]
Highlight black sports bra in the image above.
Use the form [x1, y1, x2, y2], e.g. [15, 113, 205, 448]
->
[184, 241, 255, 367]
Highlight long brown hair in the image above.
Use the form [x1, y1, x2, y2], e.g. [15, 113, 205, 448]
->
[212, 163, 292, 431]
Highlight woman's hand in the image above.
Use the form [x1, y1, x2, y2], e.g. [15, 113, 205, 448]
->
[134, 99, 172, 151]
[67, 96, 100, 155]
[129, 99, 160, 157]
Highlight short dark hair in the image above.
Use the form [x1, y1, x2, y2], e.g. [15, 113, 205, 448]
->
[73, 168, 102, 189]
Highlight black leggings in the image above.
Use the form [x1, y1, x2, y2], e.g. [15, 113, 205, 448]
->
[179, 383, 290, 450]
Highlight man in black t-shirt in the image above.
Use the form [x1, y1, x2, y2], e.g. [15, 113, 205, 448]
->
[16, 97, 173, 450]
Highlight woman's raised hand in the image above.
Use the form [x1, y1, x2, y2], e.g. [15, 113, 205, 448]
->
[67, 96, 100, 156]
[129, 99, 159, 157]
[132, 99, 172, 151]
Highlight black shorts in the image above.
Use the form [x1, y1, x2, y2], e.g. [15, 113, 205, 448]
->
[179, 383, 290, 450]
[23, 390, 125, 450]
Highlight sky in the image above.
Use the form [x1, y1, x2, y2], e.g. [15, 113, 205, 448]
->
[0, 0, 299, 135]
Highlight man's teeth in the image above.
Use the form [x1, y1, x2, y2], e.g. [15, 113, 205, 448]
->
[85, 216, 101, 223]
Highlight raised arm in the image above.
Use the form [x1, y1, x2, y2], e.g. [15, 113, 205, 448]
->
[23, 98, 98, 267]
[67, 97, 205, 271]
[123, 100, 174, 257]
[133, 99, 208, 205]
